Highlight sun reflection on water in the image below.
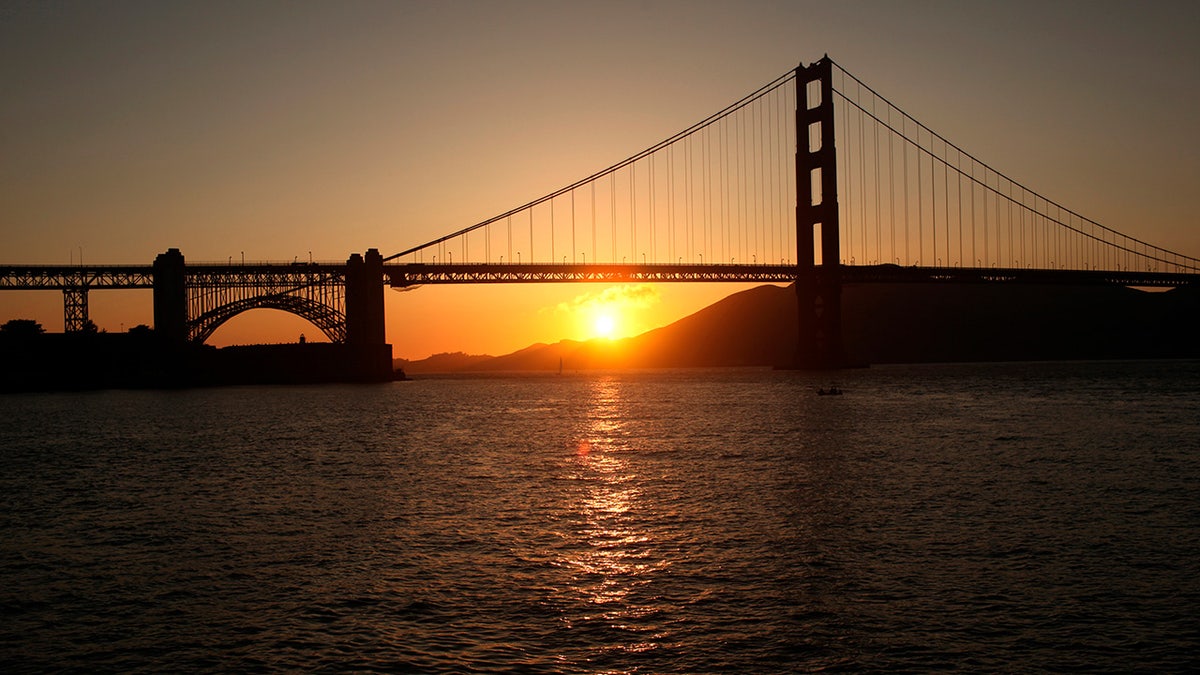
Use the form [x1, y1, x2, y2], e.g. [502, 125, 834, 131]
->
[556, 377, 673, 646]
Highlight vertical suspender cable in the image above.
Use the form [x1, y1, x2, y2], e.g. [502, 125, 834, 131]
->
[758, 95, 766, 262]
[888, 105, 895, 264]
[611, 172, 616, 262]
[970, 158, 976, 266]
[719, 116, 726, 262]
[982, 167, 988, 268]
[957, 150, 963, 265]
[903, 115, 909, 265]
[917, 127, 923, 264]
[650, 155, 656, 263]
[858, 84, 866, 264]
[631, 162, 636, 263]
[931, 139, 937, 265]
[873, 94, 880, 264]
[700, 124, 710, 264]
[668, 145, 675, 262]
[843, 82, 853, 263]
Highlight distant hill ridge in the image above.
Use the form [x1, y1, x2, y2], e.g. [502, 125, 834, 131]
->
[395, 283, 1200, 374]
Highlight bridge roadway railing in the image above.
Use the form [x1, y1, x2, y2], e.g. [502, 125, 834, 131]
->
[0, 262, 349, 290]
[182, 263, 348, 287]
[383, 263, 801, 287]
[841, 265, 1200, 288]
[0, 265, 155, 289]
[383, 262, 1200, 289]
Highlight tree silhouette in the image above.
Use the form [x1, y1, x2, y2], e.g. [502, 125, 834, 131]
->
[1, 319, 45, 336]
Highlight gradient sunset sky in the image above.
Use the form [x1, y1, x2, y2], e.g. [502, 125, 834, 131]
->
[2, 0, 1197, 359]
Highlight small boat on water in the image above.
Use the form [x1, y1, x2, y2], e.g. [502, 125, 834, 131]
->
[817, 387, 843, 396]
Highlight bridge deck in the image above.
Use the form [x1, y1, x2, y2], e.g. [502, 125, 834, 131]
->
[2, 263, 1195, 291]
[0, 265, 155, 289]
[0, 263, 347, 290]
[383, 263, 1199, 289]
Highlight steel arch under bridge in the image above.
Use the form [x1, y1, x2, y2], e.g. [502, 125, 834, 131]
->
[184, 264, 349, 343]
[150, 248, 387, 347]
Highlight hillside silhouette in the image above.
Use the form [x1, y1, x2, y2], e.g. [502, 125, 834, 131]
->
[397, 283, 1200, 373]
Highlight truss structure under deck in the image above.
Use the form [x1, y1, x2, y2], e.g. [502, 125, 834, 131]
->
[183, 264, 349, 343]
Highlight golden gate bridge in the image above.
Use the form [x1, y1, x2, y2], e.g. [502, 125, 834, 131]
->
[3, 56, 1198, 369]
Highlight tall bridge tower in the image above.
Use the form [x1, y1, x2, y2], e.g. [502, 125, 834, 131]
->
[795, 57, 845, 369]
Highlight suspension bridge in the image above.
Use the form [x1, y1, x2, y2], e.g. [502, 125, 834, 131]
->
[3, 56, 1198, 370]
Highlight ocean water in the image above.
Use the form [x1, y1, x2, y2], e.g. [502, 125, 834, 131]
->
[1, 361, 1198, 673]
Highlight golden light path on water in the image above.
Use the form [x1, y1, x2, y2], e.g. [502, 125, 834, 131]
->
[557, 377, 674, 659]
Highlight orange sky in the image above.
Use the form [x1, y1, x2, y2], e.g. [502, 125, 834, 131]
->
[2, 1, 1197, 359]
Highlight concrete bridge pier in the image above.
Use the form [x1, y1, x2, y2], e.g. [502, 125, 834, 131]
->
[153, 248, 188, 344]
[345, 248, 393, 380]
[346, 248, 386, 347]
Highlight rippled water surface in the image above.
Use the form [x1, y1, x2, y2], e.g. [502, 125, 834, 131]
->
[2, 361, 1199, 672]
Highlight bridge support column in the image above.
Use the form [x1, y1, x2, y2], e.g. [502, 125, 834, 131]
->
[153, 248, 188, 343]
[346, 248, 386, 347]
[794, 56, 846, 369]
[63, 284, 89, 333]
[345, 248, 392, 381]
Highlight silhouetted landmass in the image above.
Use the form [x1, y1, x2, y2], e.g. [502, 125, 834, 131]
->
[393, 351, 494, 374]
[842, 283, 1200, 364]
[0, 331, 396, 392]
[396, 283, 1200, 374]
[5, 283, 1198, 390]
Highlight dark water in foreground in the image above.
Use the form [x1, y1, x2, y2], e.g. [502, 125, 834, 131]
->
[2, 361, 1198, 673]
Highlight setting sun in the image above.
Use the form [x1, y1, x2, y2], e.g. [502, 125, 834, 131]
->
[593, 313, 617, 340]
[559, 284, 661, 344]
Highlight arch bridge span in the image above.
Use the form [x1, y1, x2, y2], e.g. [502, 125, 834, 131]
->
[0, 249, 386, 347]
[151, 248, 386, 347]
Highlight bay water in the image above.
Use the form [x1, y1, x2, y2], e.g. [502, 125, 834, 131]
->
[2, 361, 1198, 672]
